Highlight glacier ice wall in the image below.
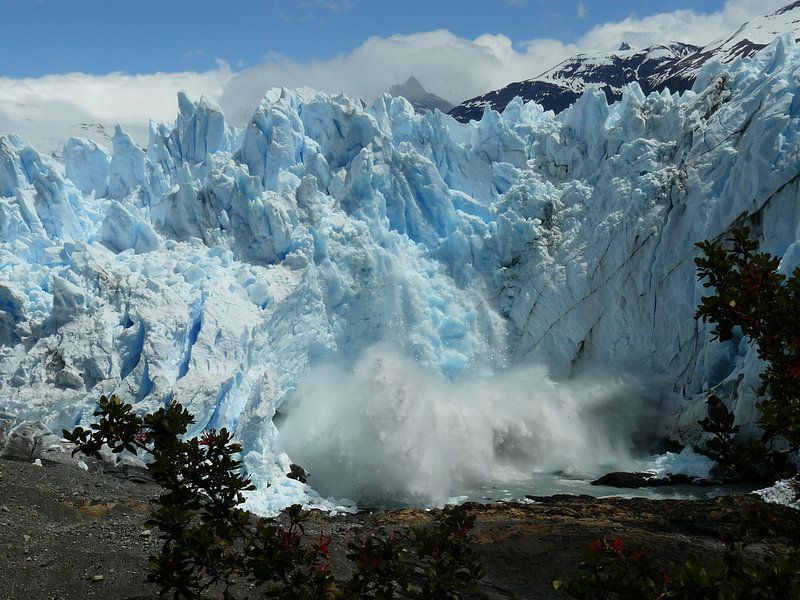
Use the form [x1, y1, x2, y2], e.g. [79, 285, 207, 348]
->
[1, 36, 799, 510]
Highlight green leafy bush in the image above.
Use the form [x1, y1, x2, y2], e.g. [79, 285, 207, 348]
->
[64, 396, 483, 599]
[552, 537, 672, 599]
[555, 228, 800, 599]
[696, 227, 800, 470]
[554, 506, 800, 599]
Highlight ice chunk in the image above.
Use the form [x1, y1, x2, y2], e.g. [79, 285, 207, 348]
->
[50, 275, 87, 326]
[101, 201, 160, 254]
[754, 479, 800, 510]
[64, 137, 110, 197]
[108, 125, 146, 200]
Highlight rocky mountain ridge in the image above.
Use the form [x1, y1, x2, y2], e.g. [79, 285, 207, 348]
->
[450, 1, 800, 121]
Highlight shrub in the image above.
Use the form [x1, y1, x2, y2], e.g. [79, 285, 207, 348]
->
[695, 227, 800, 469]
[64, 395, 483, 599]
[555, 227, 800, 599]
[552, 537, 672, 599]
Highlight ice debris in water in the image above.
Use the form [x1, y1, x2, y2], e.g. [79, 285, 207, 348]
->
[0, 36, 799, 512]
[642, 447, 715, 480]
[754, 479, 800, 510]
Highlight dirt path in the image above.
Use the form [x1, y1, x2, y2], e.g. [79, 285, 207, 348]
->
[0, 458, 789, 600]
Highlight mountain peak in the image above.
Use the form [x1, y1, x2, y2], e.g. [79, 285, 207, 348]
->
[387, 77, 453, 114]
[391, 76, 426, 96]
[449, 1, 800, 123]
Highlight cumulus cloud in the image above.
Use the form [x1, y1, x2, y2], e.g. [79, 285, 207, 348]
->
[579, 0, 788, 51]
[218, 30, 576, 123]
[0, 66, 233, 154]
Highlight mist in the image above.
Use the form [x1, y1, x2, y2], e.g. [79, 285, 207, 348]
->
[277, 344, 664, 506]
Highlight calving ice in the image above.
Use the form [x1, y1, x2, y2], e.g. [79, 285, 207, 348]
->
[0, 34, 799, 513]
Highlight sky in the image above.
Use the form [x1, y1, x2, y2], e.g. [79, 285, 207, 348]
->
[0, 0, 791, 151]
[3, 0, 731, 77]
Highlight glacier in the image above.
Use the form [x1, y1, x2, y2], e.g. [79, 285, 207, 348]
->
[1, 35, 799, 512]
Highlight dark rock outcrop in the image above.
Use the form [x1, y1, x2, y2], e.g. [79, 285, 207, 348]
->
[591, 472, 712, 488]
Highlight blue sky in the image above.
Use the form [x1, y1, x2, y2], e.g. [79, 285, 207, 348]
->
[5, 0, 734, 77]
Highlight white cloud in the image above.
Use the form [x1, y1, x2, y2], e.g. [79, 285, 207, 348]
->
[577, 2, 587, 20]
[218, 30, 577, 123]
[579, 0, 788, 51]
[0, 66, 233, 154]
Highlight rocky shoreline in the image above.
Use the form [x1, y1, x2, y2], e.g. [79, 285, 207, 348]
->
[1, 453, 795, 600]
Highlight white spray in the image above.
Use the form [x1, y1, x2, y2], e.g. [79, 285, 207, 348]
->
[278, 344, 660, 506]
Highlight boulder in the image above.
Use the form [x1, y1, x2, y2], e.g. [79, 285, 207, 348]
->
[0, 413, 15, 451]
[1, 421, 51, 462]
[119, 455, 153, 484]
[287, 463, 309, 484]
[34, 434, 82, 467]
[591, 471, 711, 488]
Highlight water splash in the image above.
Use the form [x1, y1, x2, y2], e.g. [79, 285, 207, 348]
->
[278, 343, 661, 506]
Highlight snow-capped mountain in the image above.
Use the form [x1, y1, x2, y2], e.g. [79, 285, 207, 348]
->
[0, 35, 799, 512]
[450, 42, 699, 122]
[655, 0, 800, 92]
[450, 1, 800, 122]
[386, 76, 453, 114]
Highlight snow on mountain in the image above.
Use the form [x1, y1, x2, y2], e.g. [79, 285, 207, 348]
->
[656, 0, 800, 92]
[449, 42, 699, 122]
[450, 1, 800, 122]
[386, 77, 453, 115]
[1, 35, 799, 512]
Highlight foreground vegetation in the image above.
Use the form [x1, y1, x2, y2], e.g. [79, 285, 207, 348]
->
[65, 396, 483, 599]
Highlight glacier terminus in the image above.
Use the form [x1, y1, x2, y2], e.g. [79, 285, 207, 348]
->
[1, 35, 799, 513]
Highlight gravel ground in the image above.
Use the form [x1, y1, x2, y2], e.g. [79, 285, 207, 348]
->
[0, 458, 160, 600]
[0, 457, 793, 600]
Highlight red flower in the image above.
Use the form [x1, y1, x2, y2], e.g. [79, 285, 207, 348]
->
[790, 363, 800, 380]
[199, 429, 218, 447]
[280, 530, 300, 548]
[632, 550, 643, 562]
[589, 539, 605, 554]
[610, 537, 624, 552]
[317, 563, 329, 573]
[318, 533, 332, 557]
[134, 429, 151, 445]
[663, 572, 671, 586]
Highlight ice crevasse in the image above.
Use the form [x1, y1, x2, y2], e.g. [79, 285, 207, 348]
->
[0, 35, 799, 512]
